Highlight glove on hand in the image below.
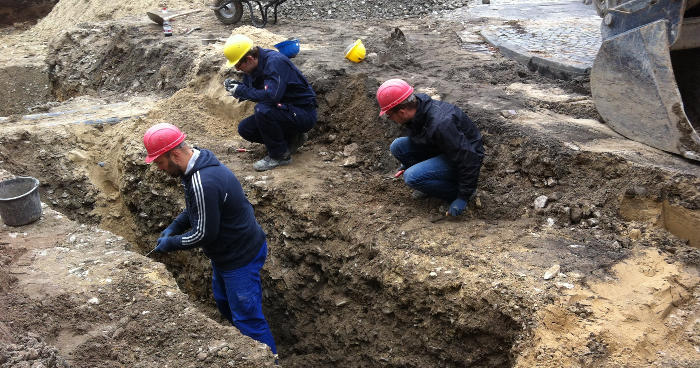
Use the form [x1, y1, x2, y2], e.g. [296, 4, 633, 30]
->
[448, 198, 467, 217]
[154, 236, 177, 253]
[160, 227, 174, 238]
[224, 78, 241, 95]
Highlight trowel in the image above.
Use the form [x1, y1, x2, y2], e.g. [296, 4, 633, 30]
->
[146, 9, 202, 26]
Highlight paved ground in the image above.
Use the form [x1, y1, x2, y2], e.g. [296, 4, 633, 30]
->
[451, 0, 602, 78]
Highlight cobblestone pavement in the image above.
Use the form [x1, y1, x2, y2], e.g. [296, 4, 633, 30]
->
[446, 0, 602, 78]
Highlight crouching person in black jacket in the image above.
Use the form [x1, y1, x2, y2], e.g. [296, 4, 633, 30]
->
[377, 79, 484, 217]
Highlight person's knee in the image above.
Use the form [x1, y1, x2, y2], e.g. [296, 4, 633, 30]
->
[403, 167, 420, 189]
[389, 137, 406, 158]
[237, 121, 248, 136]
[238, 116, 257, 139]
[234, 290, 260, 316]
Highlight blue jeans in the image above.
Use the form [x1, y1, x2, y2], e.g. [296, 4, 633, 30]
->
[390, 137, 459, 202]
[211, 241, 277, 355]
[238, 102, 316, 159]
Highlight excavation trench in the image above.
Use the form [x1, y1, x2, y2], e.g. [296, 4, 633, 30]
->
[2, 15, 700, 368]
[2, 71, 699, 365]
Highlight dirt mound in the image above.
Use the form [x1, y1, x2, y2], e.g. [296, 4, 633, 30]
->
[29, 0, 209, 40]
[230, 25, 289, 48]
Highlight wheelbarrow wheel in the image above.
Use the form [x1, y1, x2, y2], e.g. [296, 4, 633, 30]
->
[214, 0, 243, 24]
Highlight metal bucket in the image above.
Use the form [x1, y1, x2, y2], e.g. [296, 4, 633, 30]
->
[0, 177, 42, 227]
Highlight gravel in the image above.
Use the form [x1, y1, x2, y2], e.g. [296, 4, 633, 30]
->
[279, 0, 472, 20]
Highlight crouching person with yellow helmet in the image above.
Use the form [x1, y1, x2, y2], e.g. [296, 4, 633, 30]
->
[223, 34, 317, 171]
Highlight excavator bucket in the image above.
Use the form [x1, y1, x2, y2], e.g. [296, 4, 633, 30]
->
[590, 0, 700, 160]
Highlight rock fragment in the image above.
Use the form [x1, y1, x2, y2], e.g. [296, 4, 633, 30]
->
[534, 195, 548, 209]
[343, 143, 358, 156]
[543, 264, 560, 280]
[629, 228, 641, 240]
[342, 156, 358, 167]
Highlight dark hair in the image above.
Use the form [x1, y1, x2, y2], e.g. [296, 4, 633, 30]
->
[389, 94, 417, 114]
[242, 46, 260, 61]
[164, 141, 187, 158]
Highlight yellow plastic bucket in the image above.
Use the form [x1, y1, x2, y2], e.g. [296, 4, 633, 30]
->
[344, 39, 366, 63]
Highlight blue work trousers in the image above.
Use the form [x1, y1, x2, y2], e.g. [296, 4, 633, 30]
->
[238, 102, 316, 159]
[390, 136, 459, 202]
[211, 241, 277, 355]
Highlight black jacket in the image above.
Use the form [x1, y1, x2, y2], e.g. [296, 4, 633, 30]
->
[166, 149, 266, 270]
[405, 94, 484, 199]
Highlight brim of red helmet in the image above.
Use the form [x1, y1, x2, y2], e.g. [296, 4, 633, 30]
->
[144, 154, 158, 163]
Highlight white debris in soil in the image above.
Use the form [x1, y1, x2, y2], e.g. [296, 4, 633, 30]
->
[534, 195, 548, 209]
[343, 143, 359, 156]
[543, 264, 560, 280]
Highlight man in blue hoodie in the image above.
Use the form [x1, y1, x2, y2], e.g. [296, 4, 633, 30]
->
[223, 34, 317, 171]
[142, 123, 277, 356]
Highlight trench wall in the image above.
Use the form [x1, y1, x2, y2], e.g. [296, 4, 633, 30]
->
[0, 0, 57, 26]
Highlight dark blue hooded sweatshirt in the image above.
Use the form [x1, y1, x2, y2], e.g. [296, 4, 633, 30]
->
[165, 149, 265, 271]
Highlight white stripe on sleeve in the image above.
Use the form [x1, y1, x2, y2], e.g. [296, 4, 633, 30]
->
[182, 172, 206, 245]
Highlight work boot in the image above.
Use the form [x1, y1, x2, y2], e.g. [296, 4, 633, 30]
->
[253, 153, 291, 171]
[411, 190, 428, 199]
[288, 132, 308, 154]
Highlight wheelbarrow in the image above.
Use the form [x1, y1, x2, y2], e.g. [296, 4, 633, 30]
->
[211, 0, 287, 28]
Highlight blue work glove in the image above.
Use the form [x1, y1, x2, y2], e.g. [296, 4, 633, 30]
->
[154, 236, 178, 253]
[448, 198, 467, 217]
[160, 227, 174, 238]
[224, 78, 242, 95]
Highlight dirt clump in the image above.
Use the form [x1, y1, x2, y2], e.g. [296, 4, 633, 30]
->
[0, 333, 70, 368]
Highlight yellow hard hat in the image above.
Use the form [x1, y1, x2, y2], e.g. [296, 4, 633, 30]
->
[344, 39, 366, 63]
[223, 34, 254, 68]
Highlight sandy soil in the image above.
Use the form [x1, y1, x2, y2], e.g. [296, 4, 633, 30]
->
[1, 2, 699, 367]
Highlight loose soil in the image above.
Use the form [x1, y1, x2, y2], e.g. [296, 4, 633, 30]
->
[1, 2, 699, 368]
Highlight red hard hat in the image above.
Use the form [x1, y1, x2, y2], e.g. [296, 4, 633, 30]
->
[376, 78, 414, 116]
[143, 123, 186, 163]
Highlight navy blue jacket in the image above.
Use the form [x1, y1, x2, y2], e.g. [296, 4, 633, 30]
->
[405, 94, 484, 199]
[165, 149, 266, 271]
[232, 48, 316, 107]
